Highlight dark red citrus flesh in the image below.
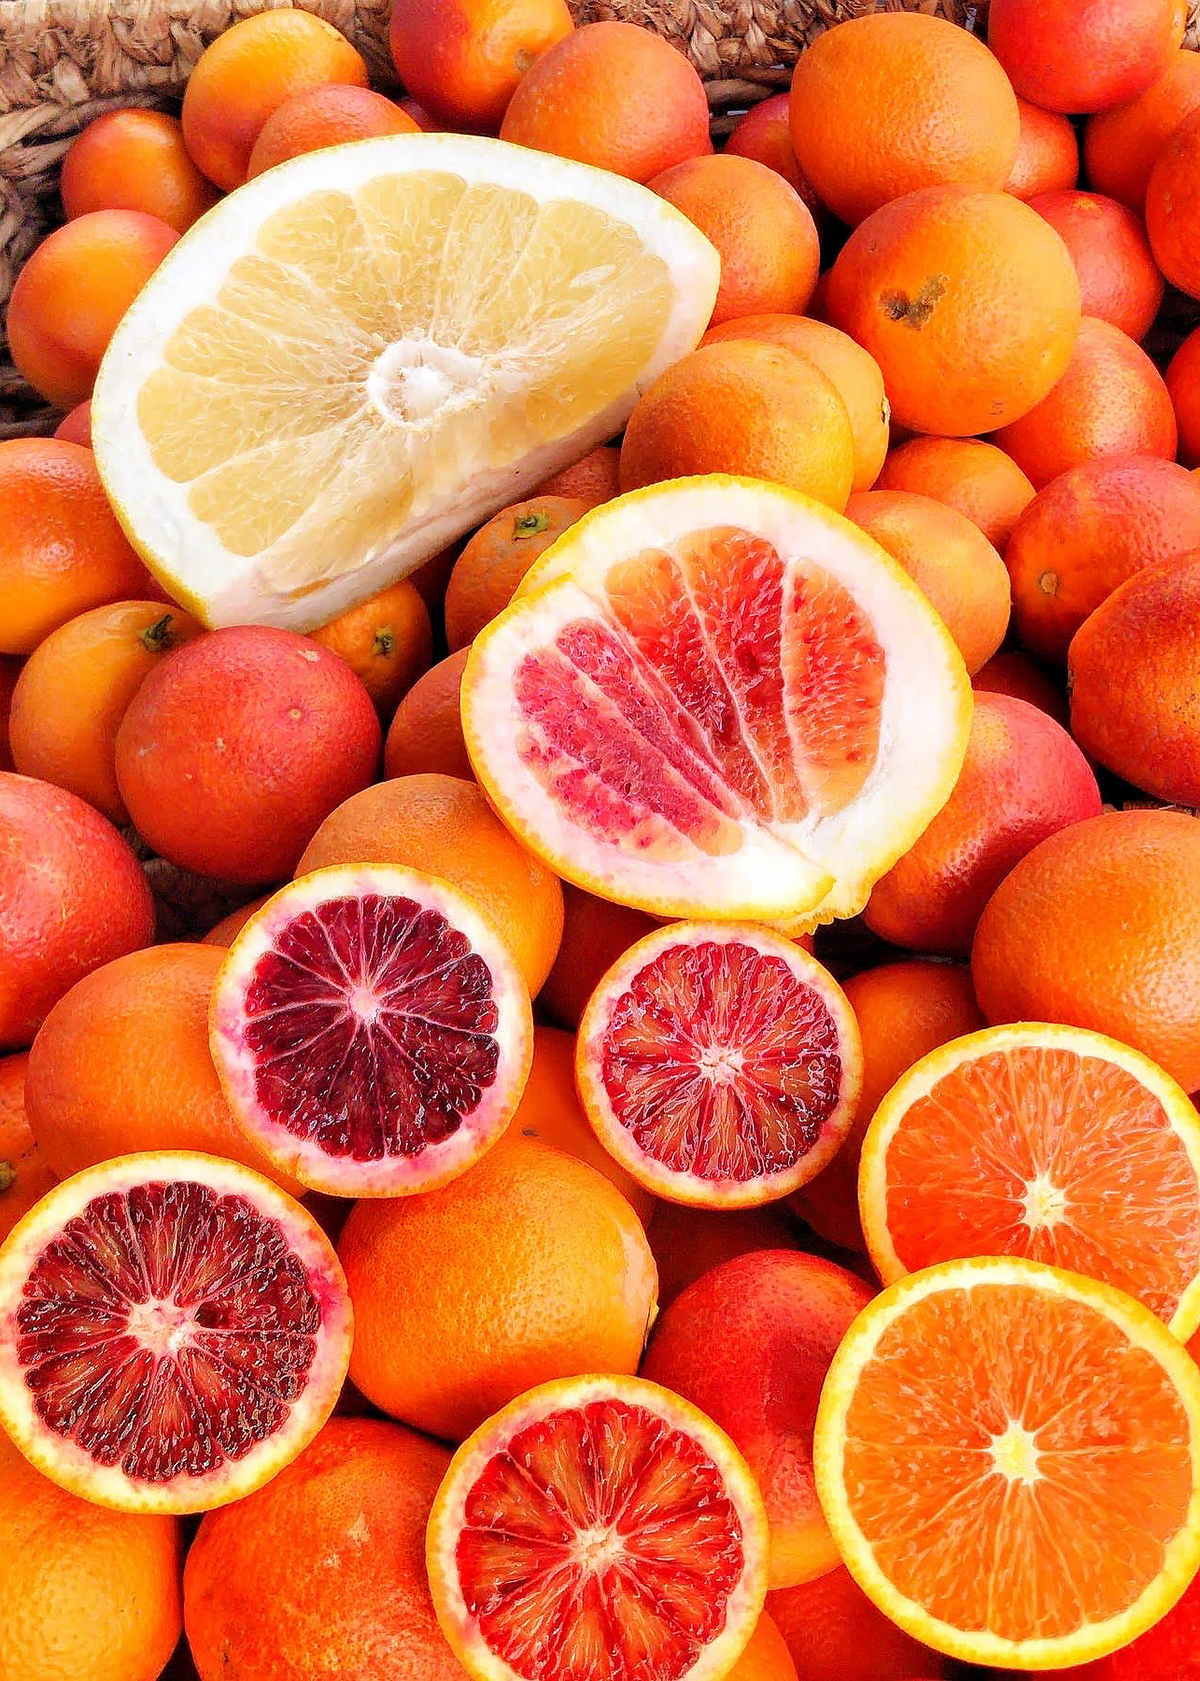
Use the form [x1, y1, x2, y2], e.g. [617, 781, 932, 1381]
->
[15, 1180, 320, 1483]
[241, 893, 501, 1162]
[513, 530, 885, 855]
[455, 1397, 746, 1681]
[600, 940, 843, 1181]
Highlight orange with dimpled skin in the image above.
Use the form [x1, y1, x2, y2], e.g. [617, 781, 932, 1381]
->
[389, 0, 573, 130]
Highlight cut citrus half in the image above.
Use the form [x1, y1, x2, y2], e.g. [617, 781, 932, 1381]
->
[0, 1150, 351, 1514]
[858, 1023, 1200, 1339]
[814, 1256, 1200, 1671]
[90, 134, 718, 632]
[426, 1373, 770, 1681]
[464, 476, 972, 925]
[210, 864, 533, 1198]
[577, 922, 861, 1207]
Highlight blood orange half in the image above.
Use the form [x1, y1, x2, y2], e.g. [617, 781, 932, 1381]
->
[0, 1150, 351, 1514]
[463, 476, 972, 926]
[858, 1023, 1200, 1338]
[577, 922, 861, 1207]
[210, 864, 533, 1197]
[426, 1373, 770, 1681]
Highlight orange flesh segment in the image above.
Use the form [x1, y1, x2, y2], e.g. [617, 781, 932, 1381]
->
[842, 1281, 1195, 1642]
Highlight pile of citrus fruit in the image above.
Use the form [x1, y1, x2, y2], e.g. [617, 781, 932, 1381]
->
[4, 0, 1200, 1675]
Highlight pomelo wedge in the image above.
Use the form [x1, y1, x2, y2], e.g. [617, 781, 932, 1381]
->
[814, 1256, 1200, 1670]
[858, 1022, 1200, 1338]
[209, 864, 533, 1197]
[464, 477, 972, 925]
[91, 133, 719, 631]
[426, 1373, 769, 1681]
[577, 922, 861, 1207]
[0, 1150, 351, 1513]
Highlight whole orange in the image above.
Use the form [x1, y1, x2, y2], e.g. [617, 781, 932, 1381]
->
[991, 316, 1176, 489]
[60, 108, 217, 233]
[972, 808, 1200, 1092]
[619, 340, 855, 511]
[531, 442, 621, 504]
[651, 153, 820, 324]
[184, 1417, 461, 1681]
[390, 0, 572, 129]
[444, 494, 591, 649]
[988, 0, 1185, 113]
[788, 11, 1019, 227]
[181, 10, 368, 190]
[6, 211, 178, 407]
[768, 1567, 949, 1680]
[1146, 107, 1200, 298]
[972, 649, 1068, 726]
[1005, 454, 1200, 658]
[791, 961, 984, 1254]
[703, 314, 890, 492]
[1068, 555, 1200, 805]
[539, 880, 658, 1028]
[308, 577, 432, 715]
[732, 1616, 799, 1681]
[297, 773, 564, 993]
[0, 773, 154, 1049]
[826, 187, 1081, 436]
[246, 83, 419, 177]
[1167, 326, 1200, 466]
[115, 625, 381, 885]
[499, 21, 711, 182]
[864, 692, 1101, 956]
[52, 400, 92, 447]
[0, 1053, 55, 1242]
[383, 648, 472, 780]
[9, 600, 202, 824]
[338, 1138, 657, 1439]
[725, 93, 825, 218]
[845, 489, 1011, 673]
[1028, 190, 1165, 340]
[1083, 48, 1200, 209]
[875, 436, 1035, 550]
[648, 1200, 802, 1308]
[0, 1430, 182, 1681]
[1004, 97, 1079, 200]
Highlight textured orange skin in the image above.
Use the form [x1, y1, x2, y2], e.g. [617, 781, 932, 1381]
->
[768, 1566, 950, 1679]
[499, 22, 711, 182]
[1146, 108, 1200, 298]
[308, 578, 432, 716]
[1048, 1564, 1200, 1679]
[0, 1054, 55, 1243]
[185, 1417, 462, 1681]
[827, 187, 1081, 437]
[845, 489, 1010, 674]
[181, 11, 367, 190]
[539, 881, 657, 1029]
[298, 774, 564, 994]
[389, 0, 572, 128]
[731, 1615, 800, 1681]
[60, 108, 217, 233]
[338, 1139, 657, 1439]
[202, 894, 271, 948]
[384, 648, 473, 780]
[643, 1251, 874, 1589]
[0, 773, 154, 1049]
[972, 808, 1200, 1093]
[725, 94, 824, 217]
[1005, 454, 1200, 660]
[988, 0, 1186, 113]
[6, 210, 178, 407]
[1084, 48, 1200, 209]
[992, 317, 1176, 489]
[972, 649, 1068, 726]
[52, 401, 92, 447]
[791, 962, 983, 1253]
[651, 154, 819, 326]
[116, 625, 381, 886]
[875, 436, 1034, 550]
[619, 341, 855, 511]
[9, 599, 203, 824]
[703, 314, 889, 493]
[0, 1431, 182, 1681]
[1168, 327, 1200, 467]
[648, 1199, 802, 1308]
[864, 692, 1101, 956]
[25, 942, 302, 1194]
[246, 84, 419, 177]
[531, 443, 621, 503]
[1029, 192, 1165, 340]
[1005, 97, 1079, 200]
[788, 11, 1019, 227]
[1068, 555, 1200, 806]
[444, 495, 591, 650]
